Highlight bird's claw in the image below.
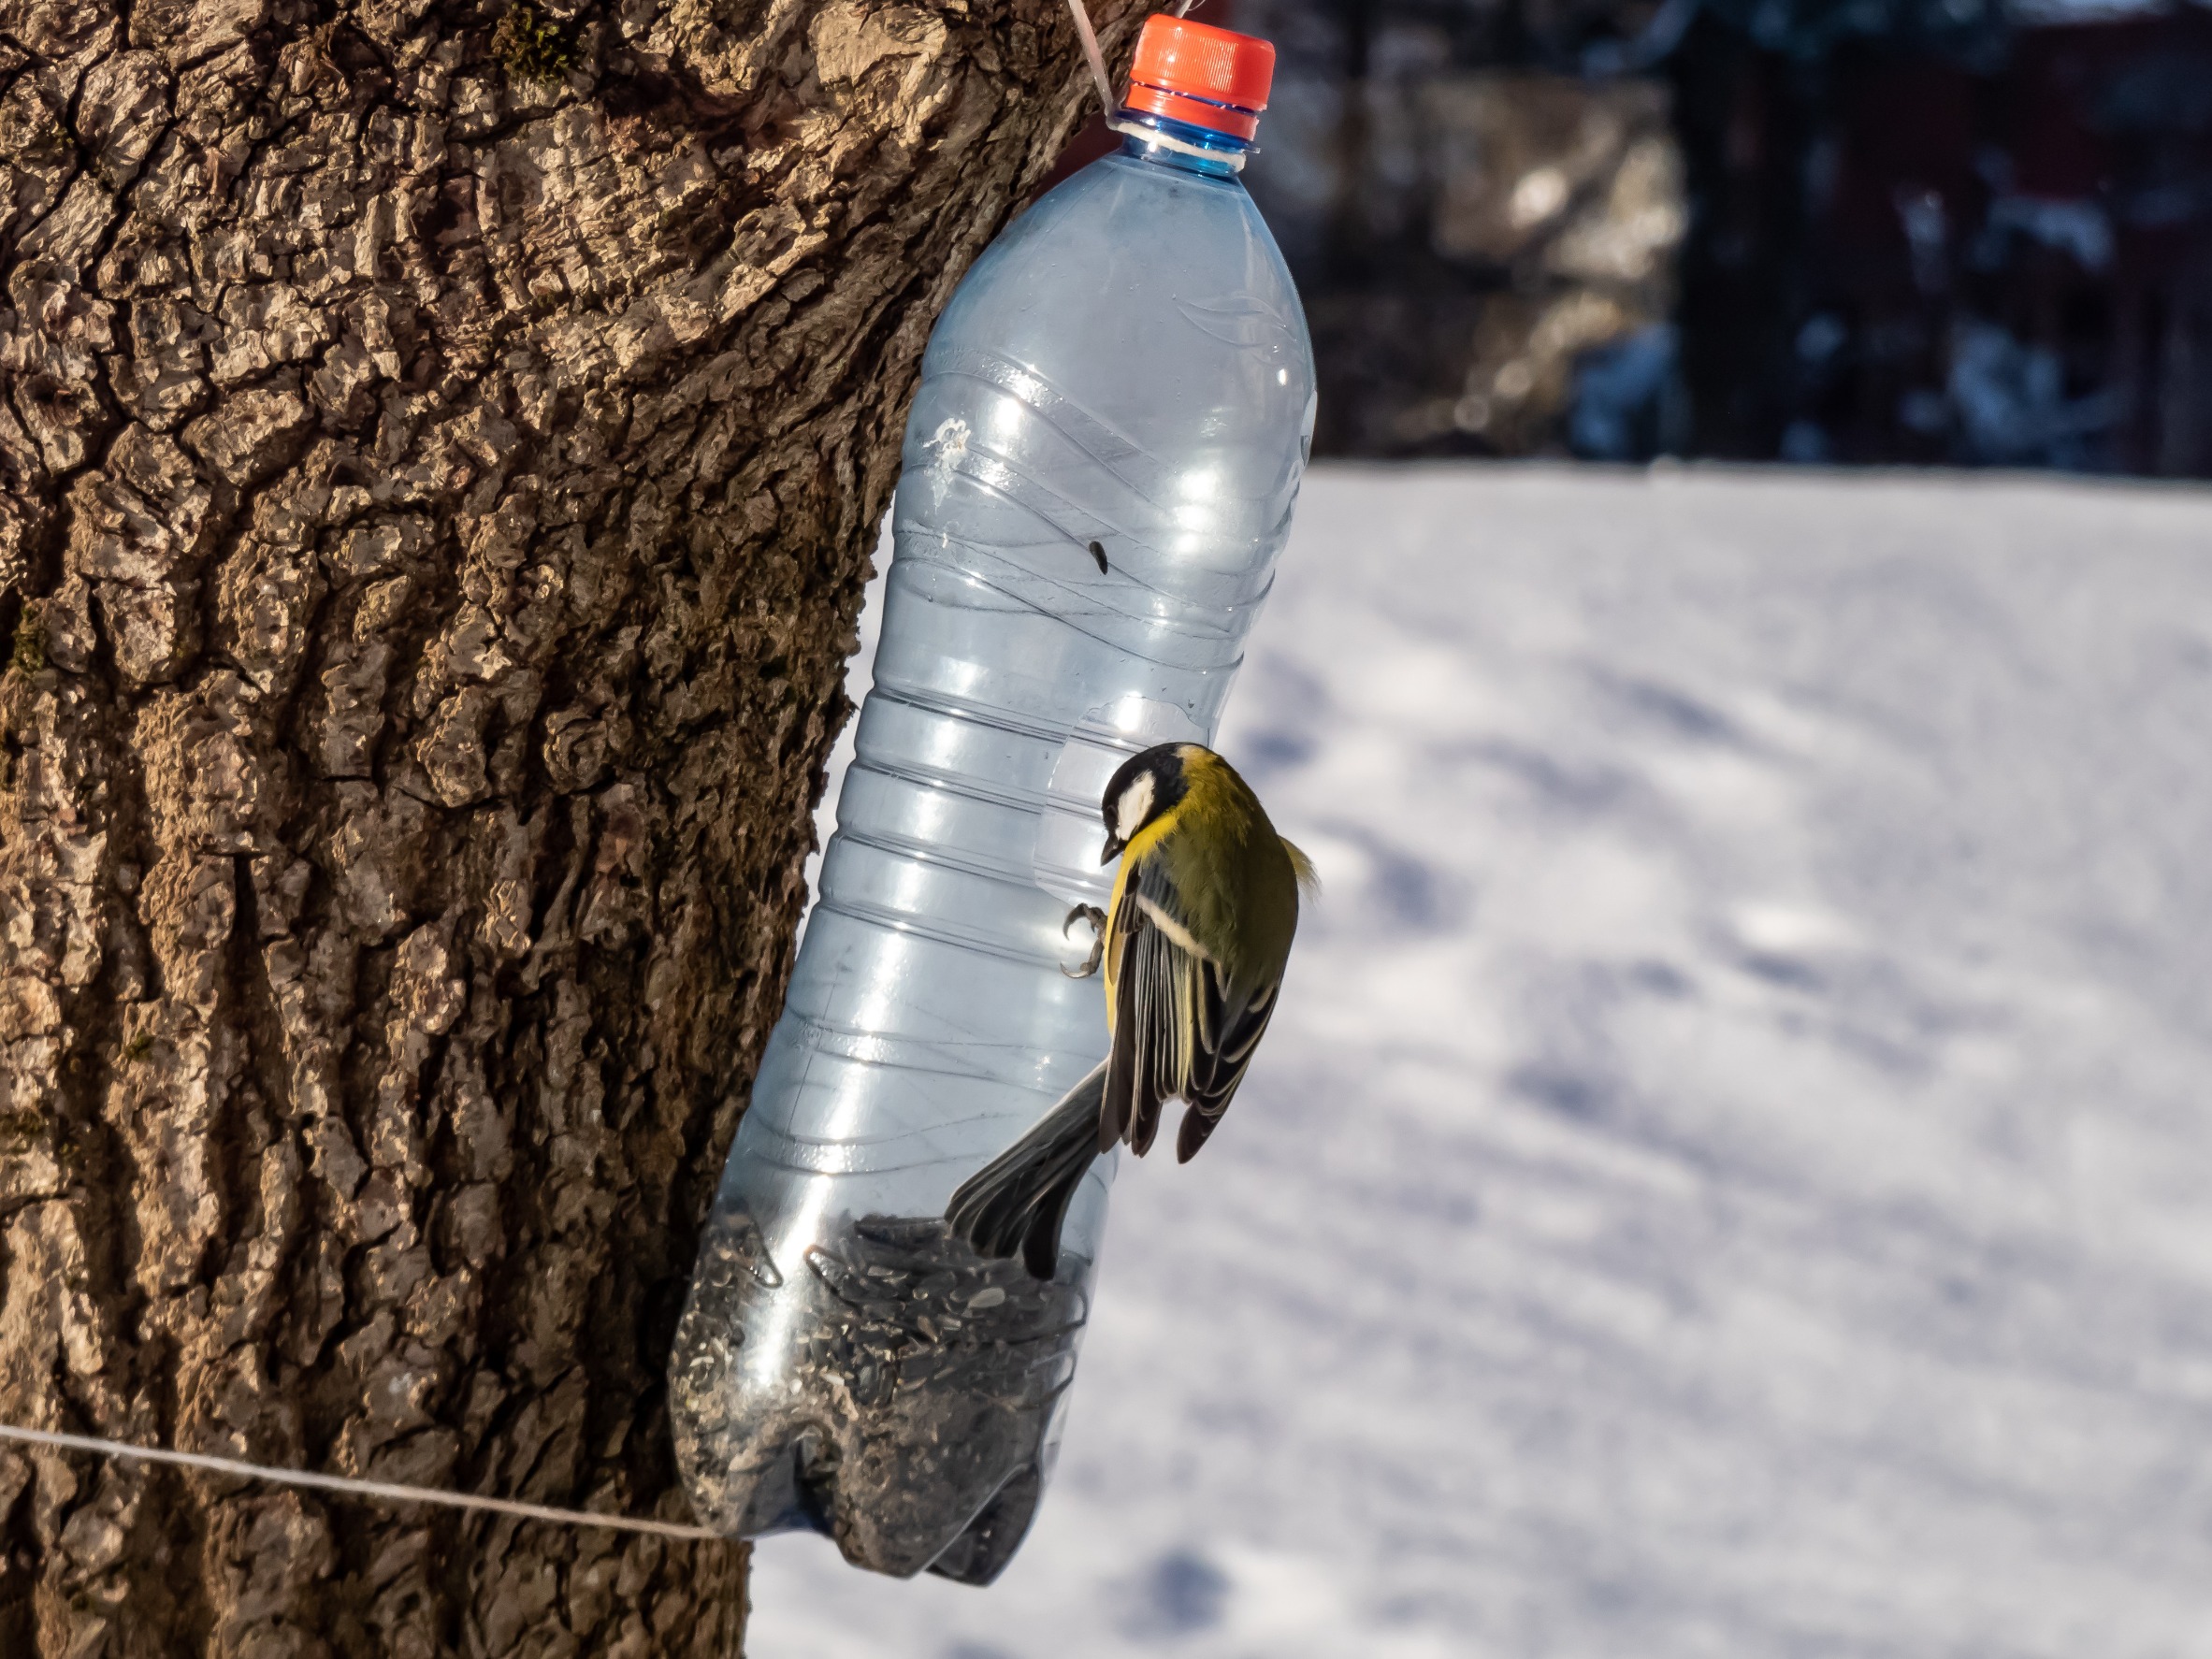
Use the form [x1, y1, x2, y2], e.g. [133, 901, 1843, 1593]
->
[1060, 904, 1107, 978]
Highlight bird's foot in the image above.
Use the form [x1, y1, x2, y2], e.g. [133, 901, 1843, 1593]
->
[1060, 904, 1107, 978]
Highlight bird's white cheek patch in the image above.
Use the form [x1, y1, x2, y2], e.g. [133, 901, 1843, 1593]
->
[1117, 775, 1155, 841]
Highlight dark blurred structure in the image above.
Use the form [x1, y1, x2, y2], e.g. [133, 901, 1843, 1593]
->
[1225, 0, 2212, 472]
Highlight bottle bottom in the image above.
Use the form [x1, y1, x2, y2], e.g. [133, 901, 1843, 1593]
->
[671, 1205, 1090, 1581]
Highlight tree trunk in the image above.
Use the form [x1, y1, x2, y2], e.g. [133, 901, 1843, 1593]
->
[0, 0, 1139, 1649]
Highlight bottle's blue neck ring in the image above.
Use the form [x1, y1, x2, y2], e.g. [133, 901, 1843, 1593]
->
[1112, 107, 1252, 179]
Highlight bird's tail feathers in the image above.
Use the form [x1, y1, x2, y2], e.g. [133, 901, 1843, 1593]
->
[946, 1061, 1107, 1280]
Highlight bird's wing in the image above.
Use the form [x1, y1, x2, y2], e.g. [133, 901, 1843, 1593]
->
[1174, 962, 1279, 1162]
[1099, 853, 1279, 1161]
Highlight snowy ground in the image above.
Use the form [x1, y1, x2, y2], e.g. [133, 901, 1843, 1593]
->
[745, 464, 2212, 1659]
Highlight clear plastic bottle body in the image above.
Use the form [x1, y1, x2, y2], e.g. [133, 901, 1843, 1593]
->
[671, 124, 1315, 1583]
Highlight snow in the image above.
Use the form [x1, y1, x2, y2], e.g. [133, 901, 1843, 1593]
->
[751, 464, 2212, 1658]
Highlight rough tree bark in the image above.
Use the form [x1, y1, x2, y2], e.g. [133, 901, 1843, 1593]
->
[0, 0, 1144, 1649]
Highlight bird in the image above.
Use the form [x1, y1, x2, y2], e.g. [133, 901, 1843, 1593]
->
[947, 742, 1315, 1279]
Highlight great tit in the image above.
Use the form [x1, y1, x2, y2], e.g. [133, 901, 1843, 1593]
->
[947, 742, 1315, 1278]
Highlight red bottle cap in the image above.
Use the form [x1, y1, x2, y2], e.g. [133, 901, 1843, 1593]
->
[1123, 16, 1275, 142]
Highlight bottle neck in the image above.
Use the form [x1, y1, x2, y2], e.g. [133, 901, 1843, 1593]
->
[1114, 108, 1252, 179]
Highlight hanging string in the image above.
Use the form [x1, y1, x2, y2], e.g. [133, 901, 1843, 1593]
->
[0, 1423, 724, 1542]
[1064, 0, 1248, 171]
[1064, 0, 1116, 114]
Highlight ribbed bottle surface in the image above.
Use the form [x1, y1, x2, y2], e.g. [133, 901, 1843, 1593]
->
[672, 137, 1315, 1583]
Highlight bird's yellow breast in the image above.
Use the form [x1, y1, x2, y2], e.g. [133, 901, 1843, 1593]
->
[1099, 807, 1176, 1032]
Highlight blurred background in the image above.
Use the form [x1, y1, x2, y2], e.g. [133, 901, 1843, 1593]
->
[1053, 0, 2212, 472]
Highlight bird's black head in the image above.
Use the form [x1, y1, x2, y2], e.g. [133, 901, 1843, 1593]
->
[1100, 743, 1189, 864]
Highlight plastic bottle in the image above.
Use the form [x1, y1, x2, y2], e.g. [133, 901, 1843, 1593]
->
[670, 16, 1315, 1583]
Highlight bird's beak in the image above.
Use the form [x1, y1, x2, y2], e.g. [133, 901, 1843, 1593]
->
[1100, 834, 1123, 865]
